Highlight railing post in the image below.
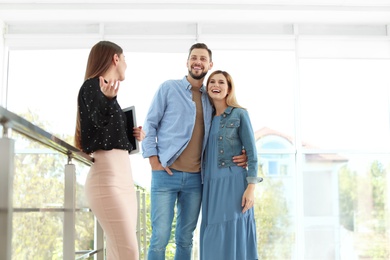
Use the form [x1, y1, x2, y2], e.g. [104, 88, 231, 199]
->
[0, 134, 15, 260]
[95, 217, 104, 260]
[136, 190, 141, 255]
[64, 158, 76, 260]
[142, 191, 147, 260]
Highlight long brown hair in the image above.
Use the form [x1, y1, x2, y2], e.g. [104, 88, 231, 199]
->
[206, 70, 245, 109]
[74, 41, 123, 151]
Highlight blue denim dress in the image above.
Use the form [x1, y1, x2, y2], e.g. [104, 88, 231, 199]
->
[200, 115, 258, 260]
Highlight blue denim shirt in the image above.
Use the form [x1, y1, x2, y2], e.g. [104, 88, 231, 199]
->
[211, 106, 261, 183]
[142, 76, 213, 168]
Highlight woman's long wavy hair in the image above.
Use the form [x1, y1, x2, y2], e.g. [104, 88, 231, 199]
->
[206, 70, 245, 109]
[74, 41, 123, 151]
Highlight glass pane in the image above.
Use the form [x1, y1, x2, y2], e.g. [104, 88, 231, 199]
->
[338, 154, 390, 259]
[300, 59, 390, 151]
[12, 212, 64, 259]
[299, 38, 390, 58]
[302, 153, 390, 259]
[75, 212, 95, 254]
[255, 108, 297, 259]
[257, 152, 296, 259]
[12, 133, 65, 208]
[7, 49, 88, 138]
[213, 50, 296, 138]
[10, 130, 94, 259]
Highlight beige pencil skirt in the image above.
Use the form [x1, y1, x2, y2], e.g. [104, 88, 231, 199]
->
[85, 149, 139, 260]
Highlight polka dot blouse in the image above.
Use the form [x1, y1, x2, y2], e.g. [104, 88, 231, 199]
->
[77, 77, 133, 154]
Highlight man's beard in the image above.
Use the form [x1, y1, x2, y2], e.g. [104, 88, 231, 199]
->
[189, 69, 208, 80]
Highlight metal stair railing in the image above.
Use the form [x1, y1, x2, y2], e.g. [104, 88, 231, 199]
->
[0, 106, 148, 260]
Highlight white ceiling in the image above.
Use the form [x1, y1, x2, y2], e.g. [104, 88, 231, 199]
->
[1, 0, 390, 52]
[0, 1, 390, 25]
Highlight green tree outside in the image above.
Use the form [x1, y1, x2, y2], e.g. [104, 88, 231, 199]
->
[338, 161, 389, 259]
[255, 164, 294, 260]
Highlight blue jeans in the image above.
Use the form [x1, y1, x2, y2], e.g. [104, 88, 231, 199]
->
[148, 170, 202, 260]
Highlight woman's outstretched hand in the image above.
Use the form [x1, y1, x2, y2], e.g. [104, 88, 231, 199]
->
[99, 76, 119, 99]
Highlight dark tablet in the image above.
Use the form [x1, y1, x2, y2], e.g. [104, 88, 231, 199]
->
[122, 106, 139, 154]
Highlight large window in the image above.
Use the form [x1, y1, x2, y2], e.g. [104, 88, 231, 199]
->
[300, 58, 390, 151]
[5, 34, 390, 259]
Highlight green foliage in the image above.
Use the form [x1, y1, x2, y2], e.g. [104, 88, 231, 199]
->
[11, 111, 94, 259]
[255, 165, 294, 259]
[12, 150, 95, 259]
[370, 161, 386, 225]
[338, 165, 358, 231]
[364, 161, 389, 258]
[338, 161, 389, 259]
[364, 233, 390, 259]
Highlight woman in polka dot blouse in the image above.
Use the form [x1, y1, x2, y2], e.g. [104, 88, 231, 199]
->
[75, 41, 144, 260]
